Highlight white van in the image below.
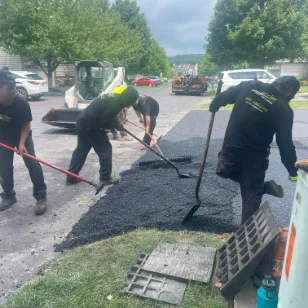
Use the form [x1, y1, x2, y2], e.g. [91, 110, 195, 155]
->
[219, 69, 276, 91]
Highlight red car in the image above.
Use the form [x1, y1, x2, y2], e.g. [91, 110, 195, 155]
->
[132, 77, 156, 87]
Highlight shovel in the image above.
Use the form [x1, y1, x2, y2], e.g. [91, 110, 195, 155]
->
[122, 128, 191, 179]
[182, 80, 223, 224]
[0, 142, 105, 195]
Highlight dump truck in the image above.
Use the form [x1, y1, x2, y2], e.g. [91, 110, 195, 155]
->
[172, 74, 207, 95]
[42, 60, 126, 128]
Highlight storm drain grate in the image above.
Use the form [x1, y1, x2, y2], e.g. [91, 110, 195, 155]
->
[212, 201, 280, 299]
[122, 253, 187, 305]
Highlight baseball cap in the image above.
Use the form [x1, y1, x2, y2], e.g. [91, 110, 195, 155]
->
[0, 70, 16, 86]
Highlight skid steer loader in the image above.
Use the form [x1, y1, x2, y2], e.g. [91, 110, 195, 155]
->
[42, 60, 126, 128]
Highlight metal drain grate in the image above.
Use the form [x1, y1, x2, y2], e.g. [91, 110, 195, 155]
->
[212, 201, 280, 299]
[122, 253, 187, 305]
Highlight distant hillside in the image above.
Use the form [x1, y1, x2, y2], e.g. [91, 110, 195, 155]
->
[168, 54, 203, 63]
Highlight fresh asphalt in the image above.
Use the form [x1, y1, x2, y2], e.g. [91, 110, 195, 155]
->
[56, 109, 308, 251]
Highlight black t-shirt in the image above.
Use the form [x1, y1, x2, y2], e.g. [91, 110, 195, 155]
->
[133, 96, 159, 116]
[0, 94, 32, 143]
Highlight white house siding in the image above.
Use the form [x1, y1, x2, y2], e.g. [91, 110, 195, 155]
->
[0, 49, 22, 70]
[281, 63, 307, 78]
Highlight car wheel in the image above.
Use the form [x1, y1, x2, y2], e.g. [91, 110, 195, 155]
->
[31, 94, 41, 101]
[149, 83, 153, 87]
[16, 87, 28, 100]
[133, 83, 138, 86]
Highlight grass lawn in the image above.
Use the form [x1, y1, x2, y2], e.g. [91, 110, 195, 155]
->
[3, 229, 231, 308]
[195, 100, 308, 111]
[299, 86, 308, 93]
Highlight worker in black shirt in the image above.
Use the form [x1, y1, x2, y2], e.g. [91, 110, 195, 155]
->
[0, 71, 47, 215]
[209, 76, 300, 224]
[66, 86, 139, 185]
[133, 95, 160, 150]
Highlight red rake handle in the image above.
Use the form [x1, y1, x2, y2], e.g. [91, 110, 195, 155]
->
[126, 119, 144, 130]
[0, 142, 95, 186]
[127, 119, 163, 154]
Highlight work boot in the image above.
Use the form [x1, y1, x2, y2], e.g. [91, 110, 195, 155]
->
[120, 135, 133, 142]
[264, 180, 284, 198]
[34, 198, 47, 215]
[100, 176, 121, 185]
[66, 176, 82, 186]
[0, 197, 17, 211]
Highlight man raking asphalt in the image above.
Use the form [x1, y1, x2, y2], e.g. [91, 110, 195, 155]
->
[0, 71, 47, 215]
[66, 86, 139, 186]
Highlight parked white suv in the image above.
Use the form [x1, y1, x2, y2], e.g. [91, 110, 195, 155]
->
[11, 71, 48, 100]
[219, 69, 276, 91]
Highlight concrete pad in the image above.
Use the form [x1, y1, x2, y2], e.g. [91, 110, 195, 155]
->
[142, 243, 216, 283]
[122, 253, 187, 306]
[234, 280, 256, 308]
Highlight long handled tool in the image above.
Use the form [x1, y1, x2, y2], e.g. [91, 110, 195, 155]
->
[0, 142, 105, 195]
[127, 119, 191, 166]
[182, 80, 223, 224]
[126, 119, 161, 140]
[122, 128, 191, 179]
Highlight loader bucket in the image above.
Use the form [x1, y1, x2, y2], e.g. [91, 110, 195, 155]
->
[41, 108, 82, 128]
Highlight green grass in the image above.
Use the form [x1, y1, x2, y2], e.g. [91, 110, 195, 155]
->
[195, 100, 308, 111]
[206, 89, 216, 98]
[299, 86, 308, 93]
[3, 229, 231, 308]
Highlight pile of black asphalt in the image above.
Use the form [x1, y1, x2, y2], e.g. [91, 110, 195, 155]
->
[56, 110, 308, 251]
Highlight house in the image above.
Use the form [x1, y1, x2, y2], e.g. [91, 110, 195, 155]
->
[0, 49, 23, 70]
[172, 63, 198, 76]
[268, 60, 308, 78]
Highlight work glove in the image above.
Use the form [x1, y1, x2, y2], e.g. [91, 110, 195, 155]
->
[138, 117, 143, 123]
[145, 126, 150, 134]
[289, 175, 298, 182]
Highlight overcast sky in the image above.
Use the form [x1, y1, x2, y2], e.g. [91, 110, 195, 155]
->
[134, 0, 217, 56]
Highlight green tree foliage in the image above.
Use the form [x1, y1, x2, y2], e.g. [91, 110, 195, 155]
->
[206, 0, 308, 68]
[111, 0, 170, 76]
[199, 54, 220, 77]
[0, 0, 141, 87]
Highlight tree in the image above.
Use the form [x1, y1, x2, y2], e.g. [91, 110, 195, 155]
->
[206, 0, 308, 68]
[0, 0, 142, 87]
[111, 0, 152, 73]
[199, 54, 220, 77]
[111, 0, 171, 76]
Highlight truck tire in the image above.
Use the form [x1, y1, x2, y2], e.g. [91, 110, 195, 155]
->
[31, 94, 41, 101]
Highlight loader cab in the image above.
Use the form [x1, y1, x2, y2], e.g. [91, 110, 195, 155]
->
[75, 60, 114, 103]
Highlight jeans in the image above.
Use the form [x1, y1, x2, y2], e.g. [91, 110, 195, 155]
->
[0, 132, 47, 201]
[68, 119, 112, 181]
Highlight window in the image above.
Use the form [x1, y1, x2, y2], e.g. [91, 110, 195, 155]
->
[24, 73, 44, 80]
[228, 71, 272, 80]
